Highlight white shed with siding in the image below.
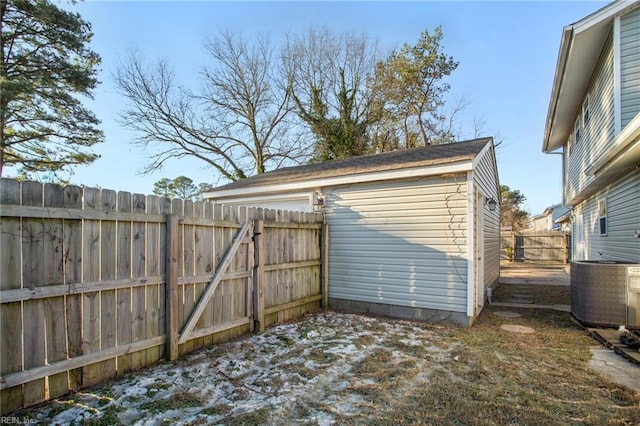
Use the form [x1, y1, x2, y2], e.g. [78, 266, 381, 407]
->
[203, 138, 500, 326]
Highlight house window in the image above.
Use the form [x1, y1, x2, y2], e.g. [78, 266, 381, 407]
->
[598, 199, 607, 236]
[574, 119, 581, 144]
[582, 94, 590, 126]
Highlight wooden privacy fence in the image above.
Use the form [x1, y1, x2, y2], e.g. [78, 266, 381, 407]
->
[500, 231, 570, 263]
[0, 178, 326, 414]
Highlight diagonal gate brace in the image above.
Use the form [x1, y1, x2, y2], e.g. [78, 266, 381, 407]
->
[178, 221, 252, 345]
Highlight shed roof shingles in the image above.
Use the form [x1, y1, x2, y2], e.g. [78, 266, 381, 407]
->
[212, 137, 491, 191]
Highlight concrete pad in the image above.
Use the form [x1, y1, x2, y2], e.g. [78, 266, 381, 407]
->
[500, 278, 570, 286]
[500, 324, 535, 334]
[589, 346, 640, 392]
[591, 328, 640, 364]
[499, 263, 570, 286]
[490, 302, 571, 312]
[493, 311, 522, 318]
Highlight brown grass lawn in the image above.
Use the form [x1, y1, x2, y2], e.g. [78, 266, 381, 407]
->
[14, 307, 640, 425]
[374, 306, 639, 426]
[492, 283, 571, 306]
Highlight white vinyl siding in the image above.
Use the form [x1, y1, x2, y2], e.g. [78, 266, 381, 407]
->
[565, 33, 615, 203]
[216, 197, 312, 212]
[325, 176, 469, 313]
[472, 146, 500, 288]
[621, 6, 640, 129]
[573, 168, 640, 262]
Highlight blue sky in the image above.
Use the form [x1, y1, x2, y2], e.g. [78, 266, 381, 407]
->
[7, 0, 609, 214]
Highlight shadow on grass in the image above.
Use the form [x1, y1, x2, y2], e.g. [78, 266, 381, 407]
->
[373, 307, 640, 426]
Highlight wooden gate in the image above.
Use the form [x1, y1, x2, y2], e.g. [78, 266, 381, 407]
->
[501, 231, 570, 263]
[166, 220, 255, 360]
[0, 178, 325, 414]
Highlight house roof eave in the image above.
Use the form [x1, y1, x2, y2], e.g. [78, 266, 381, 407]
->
[543, 25, 574, 154]
[203, 138, 492, 200]
[203, 160, 474, 200]
[554, 209, 573, 224]
[543, 1, 640, 154]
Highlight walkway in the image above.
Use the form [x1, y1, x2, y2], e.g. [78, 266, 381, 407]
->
[491, 262, 570, 312]
[492, 262, 640, 392]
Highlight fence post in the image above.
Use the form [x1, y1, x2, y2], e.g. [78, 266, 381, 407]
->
[247, 217, 255, 333]
[253, 219, 265, 332]
[320, 222, 329, 309]
[165, 214, 180, 361]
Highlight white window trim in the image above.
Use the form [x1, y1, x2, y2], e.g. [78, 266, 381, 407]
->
[598, 197, 608, 237]
[582, 93, 590, 127]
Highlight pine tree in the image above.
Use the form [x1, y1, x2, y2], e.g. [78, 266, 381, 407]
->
[0, 0, 103, 179]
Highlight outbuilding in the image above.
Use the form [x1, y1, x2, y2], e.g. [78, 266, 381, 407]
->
[203, 137, 500, 326]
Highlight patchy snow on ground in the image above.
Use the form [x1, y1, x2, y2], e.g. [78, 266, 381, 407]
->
[24, 311, 457, 425]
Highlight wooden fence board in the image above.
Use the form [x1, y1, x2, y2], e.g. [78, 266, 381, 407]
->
[116, 191, 133, 375]
[238, 207, 250, 322]
[263, 209, 276, 314]
[63, 184, 83, 390]
[213, 205, 224, 331]
[21, 181, 46, 406]
[145, 195, 163, 365]
[181, 200, 197, 354]
[0, 302, 22, 412]
[242, 209, 252, 330]
[165, 214, 180, 362]
[0, 179, 323, 415]
[192, 201, 206, 339]
[220, 206, 231, 337]
[0, 179, 25, 412]
[82, 187, 102, 387]
[254, 219, 265, 331]
[201, 202, 215, 345]
[131, 194, 147, 370]
[0, 204, 164, 222]
[228, 206, 241, 324]
[96, 189, 116, 385]
[1, 336, 166, 389]
[42, 183, 67, 399]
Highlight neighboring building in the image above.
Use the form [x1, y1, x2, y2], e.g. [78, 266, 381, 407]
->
[204, 138, 500, 326]
[531, 214, 549, 232]
[544, 204, 571, 231]
[554, 209, 573, 233]
[531, 204, 571, 231]
[543, 0, 640, 262]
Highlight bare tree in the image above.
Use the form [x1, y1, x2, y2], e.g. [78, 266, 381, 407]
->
[464, 115, 505, 148]
[114, 32, 308, 181]
[282, 28, 382, 161]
